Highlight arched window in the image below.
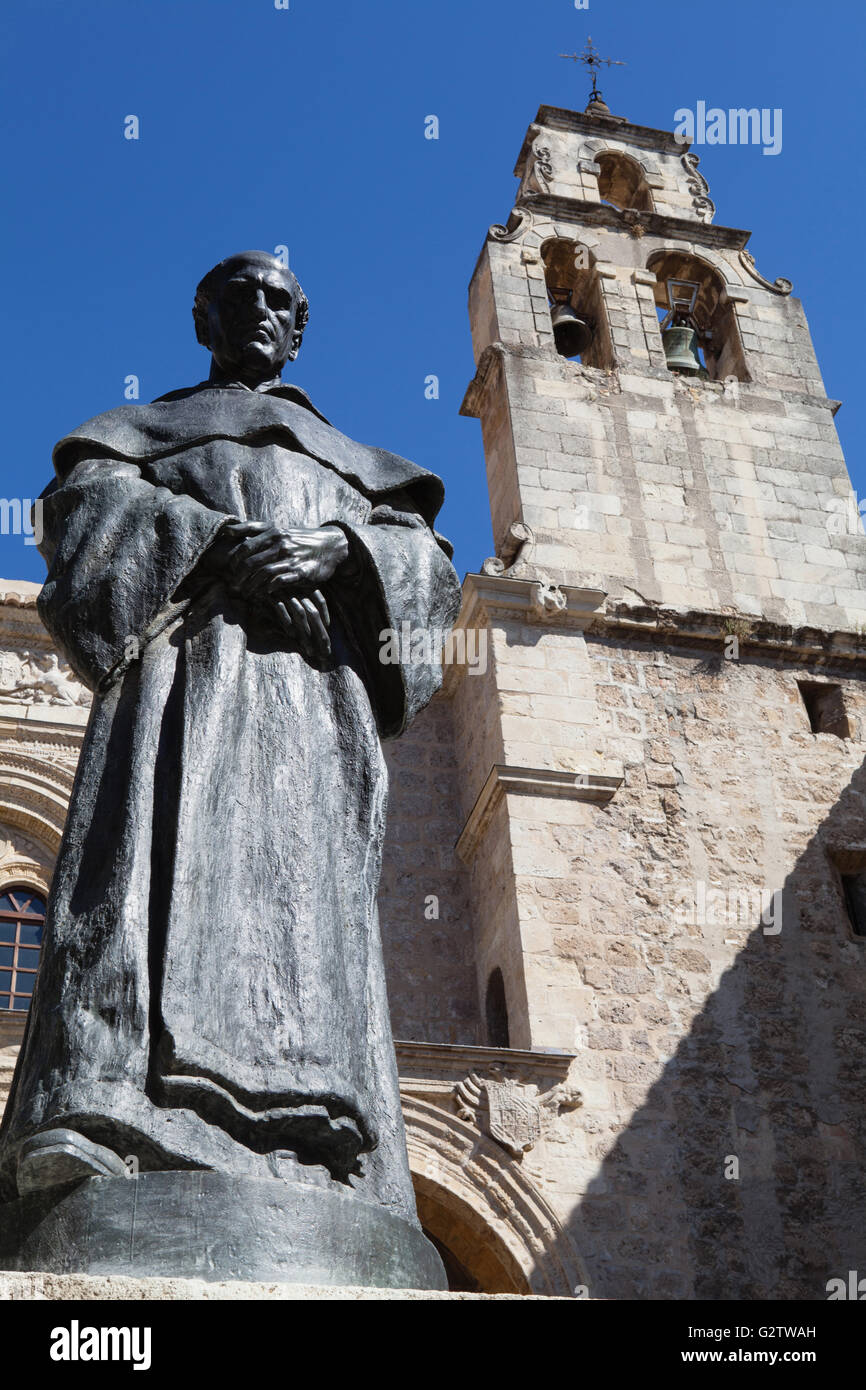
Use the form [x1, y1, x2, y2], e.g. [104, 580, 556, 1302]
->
[596, 152, 653, 213]
[485, 967, 510, 1049]
[0, 886, 46, 1012]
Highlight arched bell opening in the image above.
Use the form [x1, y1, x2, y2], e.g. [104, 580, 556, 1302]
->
[647, 249, 749, 383]
[596, 151, 654, 213]
[541, 238, 614, 369]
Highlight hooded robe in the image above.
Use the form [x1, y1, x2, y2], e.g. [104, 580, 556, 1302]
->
[0, 382, 461, 1221]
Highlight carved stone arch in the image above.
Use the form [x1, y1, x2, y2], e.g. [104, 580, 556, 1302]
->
[0, 756, 73, 856]
[655, 243, 748, 291]
[581, 141, 659, 177]
[539, 232, 597, 277]
[648, 245, 745, 296]
[523, 217, 549, 249]
[0, 861, 50, 898]
[403, 1096, 584, 1296]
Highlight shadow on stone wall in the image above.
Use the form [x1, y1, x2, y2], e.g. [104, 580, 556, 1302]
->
[557, 757, 866, 1300]
[380, 696, 481, 1045]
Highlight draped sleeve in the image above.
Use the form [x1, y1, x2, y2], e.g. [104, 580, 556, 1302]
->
[327, 490, 463, 739]
[36, 456, 230, 694]
[37, 446, 462, 737]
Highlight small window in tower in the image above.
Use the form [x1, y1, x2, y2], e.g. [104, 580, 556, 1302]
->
[798, 681, 850, 738]
[485, 967, 510, 1049]
[840, 873, 866, 938]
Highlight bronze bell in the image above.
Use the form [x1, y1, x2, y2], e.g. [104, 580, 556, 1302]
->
[662, 324, 703, 375]
[551, 303, 593, 359]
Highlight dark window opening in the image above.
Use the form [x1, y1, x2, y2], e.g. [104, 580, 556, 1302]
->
[485, 967, 510, 1048]
[0, 886, 46, 1011]
[798, 681, 850, 738]
[841, 873, 866, 938]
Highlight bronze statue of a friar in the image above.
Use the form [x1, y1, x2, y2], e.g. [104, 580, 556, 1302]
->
[0, 252, 460, 1288]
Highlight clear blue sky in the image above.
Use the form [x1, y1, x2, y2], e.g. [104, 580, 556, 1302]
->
[1, 0, 862, 583]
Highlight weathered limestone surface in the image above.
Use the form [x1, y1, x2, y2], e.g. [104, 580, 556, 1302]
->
[507, 621, 866, 1298]
[463, 106, 864, 632]
[378, 565, 866, 1297]
[472, 345, 859, 629]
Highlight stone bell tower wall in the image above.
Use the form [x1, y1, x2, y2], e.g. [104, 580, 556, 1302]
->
[399, 99, 866, 1297]
[462, 107, 866, 633]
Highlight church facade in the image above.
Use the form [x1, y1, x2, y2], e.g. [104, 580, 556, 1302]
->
[2, 95, 866, 1298]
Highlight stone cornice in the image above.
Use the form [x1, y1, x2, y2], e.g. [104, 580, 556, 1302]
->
[456, 763, 623, 864]
[0, 585, 53, 661]
[0, 580, 40, 608]
[453, 572, 607, 633]
[461, 341, 615, 419]
[597, 602, 866, 667]
[441, 573, 604, 698]
[440, 575, 866, 676]
[514, 192, 751, 251]
[396, 1039, 576, 1088]
[515, 107, 694, 174]
[3, 1030, 579, 1078]
[0, 706, 89, 734]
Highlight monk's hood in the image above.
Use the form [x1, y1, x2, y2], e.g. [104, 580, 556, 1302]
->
[51, 384, 446, 528]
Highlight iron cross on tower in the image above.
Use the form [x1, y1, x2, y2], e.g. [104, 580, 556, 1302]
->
[560, 36, 626, 110]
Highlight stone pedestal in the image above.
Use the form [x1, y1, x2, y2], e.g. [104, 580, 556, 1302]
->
[0, 1272, 569, 1299]
[0, 1171, 447, 1291]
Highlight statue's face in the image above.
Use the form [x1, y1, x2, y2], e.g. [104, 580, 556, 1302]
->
[205, 258, 299, 380]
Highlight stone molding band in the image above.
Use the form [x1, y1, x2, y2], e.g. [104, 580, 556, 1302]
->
[456, 763, 623, 864]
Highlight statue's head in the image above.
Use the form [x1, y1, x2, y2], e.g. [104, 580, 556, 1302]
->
[193, 251, 309, 384]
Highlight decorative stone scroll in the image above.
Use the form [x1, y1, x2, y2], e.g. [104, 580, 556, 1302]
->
[488, 208, 534, 243]
[681, 152, 716, 224]
[523, 138, 553, 197]
[738, 248, 793, 296]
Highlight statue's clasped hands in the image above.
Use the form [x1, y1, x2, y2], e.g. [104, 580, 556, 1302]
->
[208, 519, 351, 661]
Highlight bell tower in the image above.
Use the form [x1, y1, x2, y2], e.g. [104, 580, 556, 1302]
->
[454, 92, 866, 1055]
[443, 91, 866, 1297]
[461, 98, 863, 626]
